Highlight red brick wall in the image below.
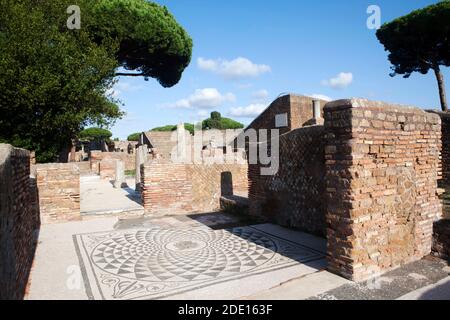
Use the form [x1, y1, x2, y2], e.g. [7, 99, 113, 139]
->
[99, 158, 117, 181]
[35, 163, 81, 224]
[248, 125, 326, 236]
[141, 162, 193, 216]
[427, 111, 450, 186]
[90, 151, 135, 174]
[0, 144, 40, 300]
[187, 164, 248, 213]
[141, 161, 248, 215]
[244, 94, 327, 141]
[324, 99, 442, 281]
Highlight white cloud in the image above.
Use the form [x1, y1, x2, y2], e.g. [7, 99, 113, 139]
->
[198, 57, 271, 80]
[307, 94, 333, 102]
[165, 88, 236, 109]
[321, 72, 353, 89]
[252, 89, 269, 101]
[229, 104, 266, 118]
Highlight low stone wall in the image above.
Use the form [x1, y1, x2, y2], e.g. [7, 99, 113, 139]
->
[432, 219, 450, 260]
[141, 161, 248, 215]
[90, 151, 135, 174]
[99, 158, 117, 181]
[0, 144, 40, 300]
[248, 125, 326, 236]
[35, 163, 81, 224]
[324, 99, 442, 281]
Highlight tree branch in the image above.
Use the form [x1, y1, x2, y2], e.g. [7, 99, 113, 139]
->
[115, 72, 145, 77]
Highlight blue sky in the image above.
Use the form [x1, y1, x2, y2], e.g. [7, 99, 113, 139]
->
[110, 0, 449, 139]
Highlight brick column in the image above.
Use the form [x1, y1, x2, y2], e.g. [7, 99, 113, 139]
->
[324, 99, 442, 281]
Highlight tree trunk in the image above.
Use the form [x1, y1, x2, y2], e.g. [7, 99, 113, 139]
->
[58, 146, 70, 163]
[69, 138, 77, 162]
[434, 66, 448, 112]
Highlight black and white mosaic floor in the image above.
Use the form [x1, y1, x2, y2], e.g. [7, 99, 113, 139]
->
[73, 225, 325, 300]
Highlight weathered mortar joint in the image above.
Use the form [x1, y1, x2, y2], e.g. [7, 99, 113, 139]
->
[324, 98, 442, 281]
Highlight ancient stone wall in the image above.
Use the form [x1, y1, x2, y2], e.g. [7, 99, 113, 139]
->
[141, 162, 193, 216]
[187, 164, 248, 213]
[99, 158, 117, 181]
[248, 125, 326, 236]
[324, 99, 442, 281]
[0, 144, 40, 300]
[141, 161, 248, 215]
[35, 163, 81, 224]
[427, 111, 450, 186]
[90, 151, 135, 174]
[243, 94, 327, 142]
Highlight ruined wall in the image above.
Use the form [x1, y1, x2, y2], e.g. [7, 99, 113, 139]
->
[35, 163, 81, 224]
[427, 111, 450, 186]
[141, 162, 193, 216]
[244, 94, 327, 140]
[90, 151, 135, 174]
[248, 126, 326, 236]
[187, 164, 248, 213]
[0, 144, 40, 300]
[141, 161, 248, 215]
[99, 158, 117, 180]
[324, 99, 442, 281]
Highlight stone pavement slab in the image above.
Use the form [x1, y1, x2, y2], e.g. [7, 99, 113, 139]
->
[26, 217, 327, 300]
[310, 257, 449, 300]
[397, 276, 450, 300]
[80, 176, 143, 217]
[74, 224, 326, 300]
[243, 270, 350, 300]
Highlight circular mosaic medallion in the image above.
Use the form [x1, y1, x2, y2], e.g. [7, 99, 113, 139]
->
[90, 228, 278, 282]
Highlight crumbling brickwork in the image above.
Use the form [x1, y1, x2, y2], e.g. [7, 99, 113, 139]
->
[248, 125, 326, 236]
[0, 144, 40, 300]
[243, 94, 327, 142]
[35, 163, 81, 224]
[324, 99, 442, 281]
[427, 111, 450, 186]
[90, 151, 135, 174]
[187, 164, 248, 213]
[141, 162, 193, 216]
[99, 158, 117, 180]
[141, 161, 248, 215]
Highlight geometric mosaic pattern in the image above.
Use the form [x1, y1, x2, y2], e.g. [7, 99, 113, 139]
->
[73, 226, 324, 300]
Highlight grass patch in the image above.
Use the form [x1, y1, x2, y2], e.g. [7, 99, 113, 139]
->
[125, 169, 136, 177]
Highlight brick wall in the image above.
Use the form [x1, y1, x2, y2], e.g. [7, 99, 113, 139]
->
[141, 161, 248, 215]
[427, 111, 450, 186]
[35, 163, 81, 224]
[248, 125, 326, 236]
[141, 162, 193, 216]
[0, 144, 40, 300]
[99, 158, 117, 180]
[187, 164, 248, 213]
[243, 94, 327, 141]
[90, 151, 135, 174]
[324, 99, 442, 281]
